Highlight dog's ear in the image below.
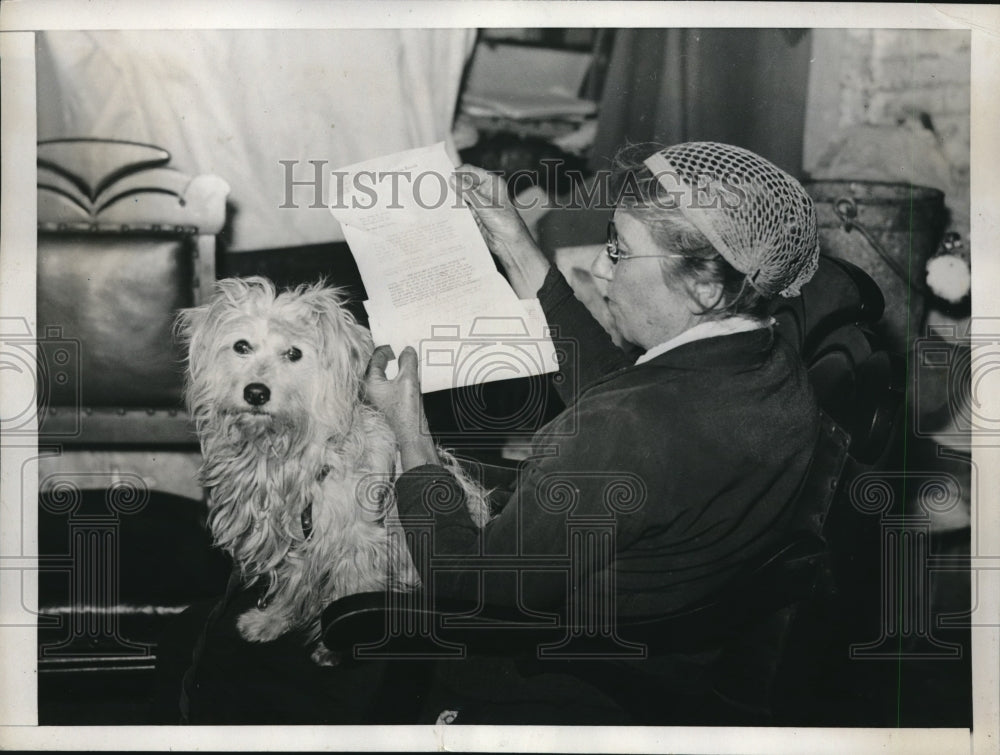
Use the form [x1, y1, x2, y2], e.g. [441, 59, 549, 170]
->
[173, 303, 217, 390]
[285, 283, 373, 436]
[215, 276, 276, 312]
[307, 286, 373, 376]
[174, 305, 207, 357]
[174, 306, 203, 343]
[294, 283, 372, 406]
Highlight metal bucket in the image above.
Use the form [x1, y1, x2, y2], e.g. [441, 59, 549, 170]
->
[806, 180, 948, 354]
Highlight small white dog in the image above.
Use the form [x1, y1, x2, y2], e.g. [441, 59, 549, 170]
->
[176, 276, 488, 663]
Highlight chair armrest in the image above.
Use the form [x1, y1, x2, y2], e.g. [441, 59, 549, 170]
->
[321, 533, 828, 658]
[321, 591, 568, 656]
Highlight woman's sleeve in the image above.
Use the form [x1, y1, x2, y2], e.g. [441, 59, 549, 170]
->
[535, 266, 636, 404]
[395, 400, 653, 611]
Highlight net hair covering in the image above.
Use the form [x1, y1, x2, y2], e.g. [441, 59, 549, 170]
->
[643, 142, 820, 298]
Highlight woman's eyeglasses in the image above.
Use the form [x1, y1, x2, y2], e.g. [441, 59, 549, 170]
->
[605, 217, 686, 265]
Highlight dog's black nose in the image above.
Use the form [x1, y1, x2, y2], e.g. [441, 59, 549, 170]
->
[243, 383, 271, 406]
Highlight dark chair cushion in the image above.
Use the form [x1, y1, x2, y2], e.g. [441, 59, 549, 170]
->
[770, 255, 885, 359]
[37, 232, 195, 407]
[38, 490, 229, 615]
[36, 490, 230, 725]
[772, 256, 901, 465]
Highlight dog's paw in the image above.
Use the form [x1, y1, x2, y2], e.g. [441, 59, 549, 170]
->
[310, 645, 341, 667]
[236, 608, 291, 643]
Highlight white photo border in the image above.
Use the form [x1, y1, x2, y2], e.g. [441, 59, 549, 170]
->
[1, 2, 997, 753]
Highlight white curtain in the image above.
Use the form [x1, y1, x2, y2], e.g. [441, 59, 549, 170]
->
[36, 29, 475, 250]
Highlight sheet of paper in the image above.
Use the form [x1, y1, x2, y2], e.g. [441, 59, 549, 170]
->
[330, 142, 558, 393]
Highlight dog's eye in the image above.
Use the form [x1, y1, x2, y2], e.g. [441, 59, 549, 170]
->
[286, 347, 303, 362]
[233, 340, 253, 355]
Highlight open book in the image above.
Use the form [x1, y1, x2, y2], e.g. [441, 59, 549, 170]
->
[329, 142, 559, 394]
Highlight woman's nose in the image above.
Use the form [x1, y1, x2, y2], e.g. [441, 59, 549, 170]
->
[591, 247, 613, 281]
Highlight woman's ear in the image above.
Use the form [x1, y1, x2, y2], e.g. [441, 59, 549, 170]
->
[690, 277, 724, 313]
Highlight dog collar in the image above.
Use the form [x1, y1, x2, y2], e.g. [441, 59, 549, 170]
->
[256, 571, 277, 610]
[301, 503, 314, 542]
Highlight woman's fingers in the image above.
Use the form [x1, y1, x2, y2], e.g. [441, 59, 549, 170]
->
[450, 163, 544, 295]
[395, 346, 419, 381]
[362, 344, 430, 455]
[366, 344, 395, 380]
[365, 344, 421, 395]
[452, 163, 506, 207]
[452, 165, 528, 243]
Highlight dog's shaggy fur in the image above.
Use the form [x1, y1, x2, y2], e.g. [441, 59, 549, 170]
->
[176, 276, 488, 662]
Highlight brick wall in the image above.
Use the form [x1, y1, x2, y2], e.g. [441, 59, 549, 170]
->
[805, 29, 971, 239]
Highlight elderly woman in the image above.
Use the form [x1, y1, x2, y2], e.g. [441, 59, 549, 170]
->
[369, 142, 820, 608]
[363, 142, 823, 722]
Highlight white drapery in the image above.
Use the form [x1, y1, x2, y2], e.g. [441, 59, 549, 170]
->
[36, 29, 475, 250]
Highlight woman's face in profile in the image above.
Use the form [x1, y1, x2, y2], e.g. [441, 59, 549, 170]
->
[591, 211, 700, 350]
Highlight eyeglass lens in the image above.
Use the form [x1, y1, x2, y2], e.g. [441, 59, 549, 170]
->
[606, 218, 619, 263]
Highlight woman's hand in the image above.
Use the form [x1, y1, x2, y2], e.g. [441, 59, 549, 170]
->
[452, 164, 551, 298]
[452, 164, 533, 260]
[364, 345, 440, 470]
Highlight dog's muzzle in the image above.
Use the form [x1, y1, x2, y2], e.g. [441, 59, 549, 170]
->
[243, 383, 271, 406]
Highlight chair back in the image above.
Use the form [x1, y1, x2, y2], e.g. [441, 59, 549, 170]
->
[660, 257, 902, 722]
[36, 138, 229, 445]
[771, 255, 904, 464]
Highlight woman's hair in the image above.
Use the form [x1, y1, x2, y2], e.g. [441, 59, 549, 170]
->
[610, 143, 771, 320]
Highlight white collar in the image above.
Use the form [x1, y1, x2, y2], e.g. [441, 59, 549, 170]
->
[634, 316, 772, 366]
